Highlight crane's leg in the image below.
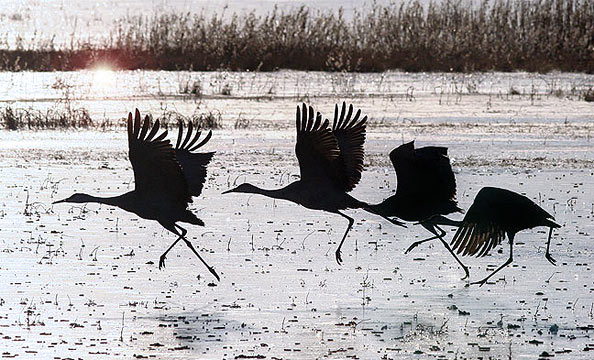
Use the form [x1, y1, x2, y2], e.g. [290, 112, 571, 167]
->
[471, 234, 515, 287]
[406, 223, 470, 280]
[159, 235, 182, 269]
[380, 215, 407, 228]
[158, 222, 220, 281]
[175, 224, 220, 282]
[404, 215, 460, 254]
[335, 211, 354, 265]
[404, 229, 442, 254]
[544, 227, 557, 266]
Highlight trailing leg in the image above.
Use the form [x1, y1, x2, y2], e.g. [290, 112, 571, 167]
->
[472, 234, 515, 287]
[160, 222, 220, 281]
[175, 224, 220, 281]
[407, 223, 469, 280]
[405, 215, 459, 254]
[432, 224, 470, 280]
[335, 211, 354, 265]
[544, 227, 557, 265]
[159, 224, 183, 270]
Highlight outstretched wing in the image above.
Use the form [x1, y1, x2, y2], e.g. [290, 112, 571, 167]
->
[391, 142, 456, 202]
[174, 121, 215, 199]
[127, 109, 190, 205]
[330, 102, 367, 192]
[295, 103, 340, 181]
[450, 187, 559, 257]
[450, 187, 510, 257]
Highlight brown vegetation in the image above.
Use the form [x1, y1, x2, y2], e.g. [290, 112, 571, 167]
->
[0, 0, 592, 73]
[0, 106, 222, 130]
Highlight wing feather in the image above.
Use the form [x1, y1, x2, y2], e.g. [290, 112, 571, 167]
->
[450, 188, 509, 257]
[391, 142, 457, 202]
[295, 103, 339, 182]
[330, 102, 367, 192]
[189, 130, 212, 151]
[174, 121, 214, 198]
[128, 109, 190, 205]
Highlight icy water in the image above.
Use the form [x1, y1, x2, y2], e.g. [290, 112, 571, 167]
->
[0, 71, 593, 359]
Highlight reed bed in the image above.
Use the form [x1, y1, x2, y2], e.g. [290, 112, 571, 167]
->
[0, 106, 222, 130]
[0, 0, 592, 73]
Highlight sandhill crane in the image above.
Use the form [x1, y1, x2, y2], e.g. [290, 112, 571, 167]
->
[368, 141, 470, 279]
[224, 102, 400, 264]
[450, 187, 561, 286]
[54, 109, 220, 280]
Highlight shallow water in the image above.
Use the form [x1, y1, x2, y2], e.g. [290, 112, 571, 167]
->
[0, 71, 593, 358]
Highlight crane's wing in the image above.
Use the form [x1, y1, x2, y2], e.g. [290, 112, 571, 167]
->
[174, 121, 215, 199]
[295, 103, 340, 181]
[390, 142, 456, 202]
[450, 187, 559, 257]
[128, 109, 190, 205]
[330, 102, 367, 192]
[449, 187, 510, 257]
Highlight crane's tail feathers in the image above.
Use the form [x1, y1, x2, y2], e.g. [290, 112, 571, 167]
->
[183, 211, 205, 226]
[546, 218, 561, 229]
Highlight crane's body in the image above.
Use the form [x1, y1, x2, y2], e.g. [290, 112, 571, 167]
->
[55, 110, 219, 280]
[234, 180, 367, 212]
[371, 191, 460, 223]
[450, 186, 560, 286]
[225, 103, 387, 264]
[368, 141, 469, 278]
[61, 192, 204, 227]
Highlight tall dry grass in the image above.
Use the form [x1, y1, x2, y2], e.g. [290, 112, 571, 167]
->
[0, 0, 592, 72]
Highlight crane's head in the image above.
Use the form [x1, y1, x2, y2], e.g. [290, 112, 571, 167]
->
[222, 183, 260, 195]
[53, 193, 93, 204]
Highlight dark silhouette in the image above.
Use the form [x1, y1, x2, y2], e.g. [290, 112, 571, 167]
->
[224, 102, 398, 264]
[450, 187, 561, 286]
[368, 141, 470, 279]
[54, 109, 219, 280]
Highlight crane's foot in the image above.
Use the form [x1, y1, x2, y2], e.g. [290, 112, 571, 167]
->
[208, 266, 221, 282]
[470, 278, 489, 287]
[461, 266, 470, 281]
[335, 249, 343, 265]
[545, 253, 557, 266]
[158, 254, 167, 270]
[404, 242, 421, 254]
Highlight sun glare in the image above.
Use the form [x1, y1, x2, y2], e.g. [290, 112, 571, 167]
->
[91, 65, 117, 92]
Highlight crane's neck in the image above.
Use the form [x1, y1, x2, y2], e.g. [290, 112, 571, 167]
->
[55, 192, 136, 210]
[226, 182, 295, 202]
[250, 185, 291, 199]
[81, 194, 124, 206]
[368, 196, 404, 218]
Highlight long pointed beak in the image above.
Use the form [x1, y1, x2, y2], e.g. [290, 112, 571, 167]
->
[53, 199, 66, 204]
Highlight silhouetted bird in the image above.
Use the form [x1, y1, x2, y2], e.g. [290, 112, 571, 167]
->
[224, 102, 396, 264]
[54, 109, 219, 280]
[450, 187, 561, 286]
[368, 141, 470, 279]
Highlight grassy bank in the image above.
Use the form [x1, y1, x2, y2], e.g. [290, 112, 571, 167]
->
[1, 0, 593, 73]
